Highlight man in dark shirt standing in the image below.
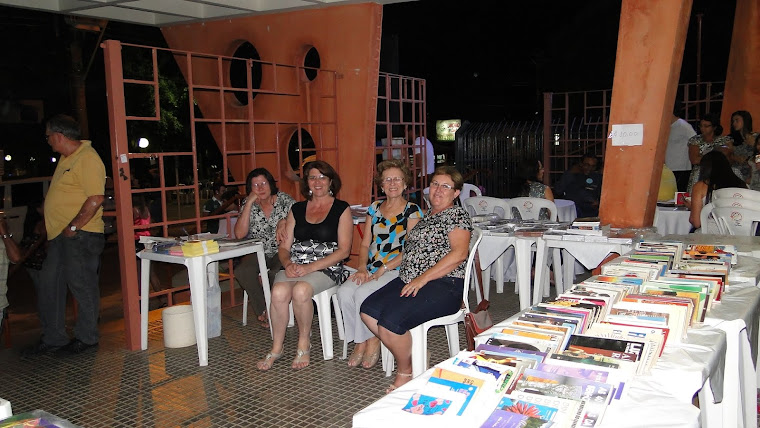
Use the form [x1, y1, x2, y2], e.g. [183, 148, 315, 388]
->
[555, 153, 603, 218]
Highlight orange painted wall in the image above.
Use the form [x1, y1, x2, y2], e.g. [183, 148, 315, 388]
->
[721, 0, 760, 129]
[161, 3, 382, 206]
[599, 0, 693, 227]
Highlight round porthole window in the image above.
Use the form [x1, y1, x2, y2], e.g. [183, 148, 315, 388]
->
[229, 41, 263, 105]
[287, 128, 317, 173]
[302, 46, 320, 82]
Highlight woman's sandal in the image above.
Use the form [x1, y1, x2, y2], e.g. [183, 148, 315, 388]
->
[361, 350, 380, 369]
[347, 348, 365, 367]
[292, 345, 311, 370]
[386, 372, 413, 394]
[256, 351, 283, 371]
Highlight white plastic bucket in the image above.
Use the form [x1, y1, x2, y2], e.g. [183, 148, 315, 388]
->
[162, 305, 196, 348]
[0, 397, 12, 420]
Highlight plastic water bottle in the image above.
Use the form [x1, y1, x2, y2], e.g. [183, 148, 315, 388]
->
[206, 282, 222, 339]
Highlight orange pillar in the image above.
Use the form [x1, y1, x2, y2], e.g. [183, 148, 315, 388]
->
[599, 0, 693, 227]
[721, 0, 760, 128]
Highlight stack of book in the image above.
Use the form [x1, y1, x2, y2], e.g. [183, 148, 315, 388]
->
[565, 220, 603, 236]
[400, 239, 737, 427]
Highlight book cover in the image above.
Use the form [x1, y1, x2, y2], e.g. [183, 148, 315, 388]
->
[516, 368, 613, 427]
[427, 376, 478, 416]
[534, 363, 609, 383]
[480, 409, 553, 428]
[401, 393, 453, 415]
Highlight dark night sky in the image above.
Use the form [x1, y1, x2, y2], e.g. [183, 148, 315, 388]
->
[381, 0, 736, 122]
[0, 0, 739, 176]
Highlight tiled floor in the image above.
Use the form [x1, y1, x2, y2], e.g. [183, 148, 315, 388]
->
[1, 274, 523, 427]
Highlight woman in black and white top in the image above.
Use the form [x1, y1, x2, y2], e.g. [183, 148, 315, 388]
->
[257, 160, 353, 371]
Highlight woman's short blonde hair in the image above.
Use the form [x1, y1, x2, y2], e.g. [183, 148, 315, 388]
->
[432, 166, 464, 190]
[374, 159, 413, 188]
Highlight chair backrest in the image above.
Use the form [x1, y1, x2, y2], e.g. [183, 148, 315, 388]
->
[712, 197, 760, 211]
[700, 202, 720, 234]
[463, 196, 511, 219]
[712, 206, 760, 235]
[459, 183, 483, 206]
[462, 227, 484, 313]
[422, 187, 431, 210]
[712, 187, 760, 202]
[509, 197, 558, 221]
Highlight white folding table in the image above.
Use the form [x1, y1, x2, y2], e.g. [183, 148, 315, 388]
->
[138, 242, 269, 366]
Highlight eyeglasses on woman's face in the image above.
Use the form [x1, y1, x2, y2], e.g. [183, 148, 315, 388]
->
[308, 174, 328, 182]
[250, 180, 269, 188]
[429, 181, 454, 190]
[382, 176, 404, 184]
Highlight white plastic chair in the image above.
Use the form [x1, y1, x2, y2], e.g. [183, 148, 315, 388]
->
[713, 198, 760, 211]
[463, 197, 511, 299]
[700, 202, 719, 234]
[508, 197, 561, 298]
[712, 188, 760, 202]
[713, 206, 760, 236]
[463, 196, 511, 219]
[459, 183, 483, 206]
[262, 276, 346, 361]
[382, 228, 483, 378]
[509, 197, 558, 221]
[422, 187, 431, 210]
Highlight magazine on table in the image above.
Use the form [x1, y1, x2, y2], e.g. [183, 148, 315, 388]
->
[612, 301, 687, 342]
[216, 237, 261, 248]
[515, 368, 614, 427]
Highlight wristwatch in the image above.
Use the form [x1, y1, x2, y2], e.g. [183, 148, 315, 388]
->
[69, 225, 78, 232]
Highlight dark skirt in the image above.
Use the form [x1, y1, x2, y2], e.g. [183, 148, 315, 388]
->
[360, 276, 464, 335]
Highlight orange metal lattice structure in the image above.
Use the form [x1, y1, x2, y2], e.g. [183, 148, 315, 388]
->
[102, 40, 340, 350]
[374, 72, 428, 201]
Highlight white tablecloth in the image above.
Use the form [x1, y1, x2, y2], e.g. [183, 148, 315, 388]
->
[654, 206, 692, 235]
[477, 234, 535, 309]
[533, 238, 634, 302]
[554, 199, 577, 222]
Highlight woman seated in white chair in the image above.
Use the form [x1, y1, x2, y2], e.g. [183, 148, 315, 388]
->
[361, 166, 472, 392]
[233, 168, 296, 328]
[688, 151, 747, 232]
[338, 160, 422, 369]
[511, 158, 554, 220]
[257, 160, 353, 371]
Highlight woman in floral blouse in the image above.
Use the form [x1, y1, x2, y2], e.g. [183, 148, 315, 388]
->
[687, 114, 733, 193]
[361, 166, 473, 392]
[233, 168, 295, 328]
[512, 158, 554, 220]
[337, 160, 423, 370]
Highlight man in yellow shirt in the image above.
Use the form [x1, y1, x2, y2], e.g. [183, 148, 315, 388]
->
[24, 115, 106, 356]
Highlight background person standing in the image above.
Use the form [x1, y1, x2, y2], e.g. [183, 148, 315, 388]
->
[666, 112, 696, 192]
[24, 114, 106, 356]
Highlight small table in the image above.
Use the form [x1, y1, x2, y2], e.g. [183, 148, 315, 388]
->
[138, 242, 269, 366]
[477, 234, 535, 309]
[554, 198, 578, 222]
[533, 238, 634, 303]
[654, 205, 692, 235]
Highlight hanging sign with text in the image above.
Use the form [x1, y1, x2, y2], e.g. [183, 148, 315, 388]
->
[608, 123, 644, 146]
